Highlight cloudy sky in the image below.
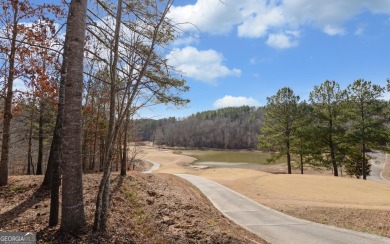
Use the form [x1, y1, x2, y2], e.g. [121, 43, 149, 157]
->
[138, 0, 390, 118]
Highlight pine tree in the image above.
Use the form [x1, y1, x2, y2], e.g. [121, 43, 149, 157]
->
[309, 80, 347, 176]
[346, 79, 389, 180]
[258, 87, 300, 174]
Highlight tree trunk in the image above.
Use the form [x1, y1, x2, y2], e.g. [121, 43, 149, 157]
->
[300, 152, 303, 174]
[121, 114, 129, 176]
[82, 87, 91, 173]
[361, 104, 367, 180]
[329, 119, 338, 176]
[116, 132, 122, 172]
[27, 95, 36, 175]
[286, 137, 292, 174]
[82, 130, 88, 172]
[45, 35, 68, 226]
[93, 0, 172, 231]
[362, 142, 367, 180]
[330, 147, 338, 176]
[94, 0, 123, 232]
[36, 101, 44, 175]
[48, 86, 64, 225]
[287, 151, 292, 174]
[60, 0, 87, 232]
[99, 136, 104, 172]
[91, 100, 100, 171]
[0, 4, 18, 186]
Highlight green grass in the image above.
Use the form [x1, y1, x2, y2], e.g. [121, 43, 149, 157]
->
[10, 185, 29, 193]
[125, 191, 138, 203]
[178, 150, 285, 165]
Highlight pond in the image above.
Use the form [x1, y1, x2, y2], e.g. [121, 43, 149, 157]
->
[177, 150, 285, 168]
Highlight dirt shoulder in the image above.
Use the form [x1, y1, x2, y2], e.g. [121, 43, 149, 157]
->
[0, 173, 265, 243]
[142, 145, 390, 237]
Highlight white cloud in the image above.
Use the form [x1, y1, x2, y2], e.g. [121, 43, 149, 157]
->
[280, 0, 390, 36]
[172, 36, 199, 46]
[354, 25, 365, 35]
[169, 0, 390, 47]
[166, 46, 241, 84]
[266, 31, 299, 49]
[283, 1, 357, 26]
[381, 92, 390, 101]
[237, 6, 285, 38]
[214, 95, 260, 108]
[13, 78, 28, 93]
[168, 0, 243, 35]
[283, 0, 390, 27]
[323, 25, 345, 36]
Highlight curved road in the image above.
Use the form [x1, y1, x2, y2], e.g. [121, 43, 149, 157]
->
[176, 174, 390, 244]
[367, 152, 390, 184]
[142, 159, 160, 173]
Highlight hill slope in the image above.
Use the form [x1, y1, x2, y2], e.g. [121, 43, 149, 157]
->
[137, 106, 264, 149]
[0, 173, 265, 243]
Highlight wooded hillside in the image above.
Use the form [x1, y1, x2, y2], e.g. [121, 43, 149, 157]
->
[137, 106, 264, 149]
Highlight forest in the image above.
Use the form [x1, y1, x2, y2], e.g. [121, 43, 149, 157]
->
[0, 0, 187, 234]
[137, 106, 263, 149]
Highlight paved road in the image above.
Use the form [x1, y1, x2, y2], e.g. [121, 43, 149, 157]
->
[176, 174, 390, 244]
[367, 153, 390, 184]
[142, 159, 160, 173]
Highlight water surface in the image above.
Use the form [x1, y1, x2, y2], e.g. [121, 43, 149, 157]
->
[178, 150, 285, 168]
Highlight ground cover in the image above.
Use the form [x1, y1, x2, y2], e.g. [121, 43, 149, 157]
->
[0, 172, 265, 243]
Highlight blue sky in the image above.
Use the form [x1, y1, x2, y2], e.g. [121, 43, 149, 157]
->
[23, 0, 390, 118]
[139, 0, 390, 119]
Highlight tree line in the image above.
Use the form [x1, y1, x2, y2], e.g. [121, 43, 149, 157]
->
[259, 80, 389, 179]
[0, 0, 187, 234]
[138, 106, 263, 149]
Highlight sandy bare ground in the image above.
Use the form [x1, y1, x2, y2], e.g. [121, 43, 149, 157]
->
[140, 144, 390, 237]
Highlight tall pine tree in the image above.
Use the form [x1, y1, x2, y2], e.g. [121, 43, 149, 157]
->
[258, 87, 300, 174]
[309, 80, 347, 176]
[346, 79, 389, 179]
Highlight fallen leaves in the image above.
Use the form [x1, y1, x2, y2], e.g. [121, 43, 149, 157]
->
[0, 173, 265, 243]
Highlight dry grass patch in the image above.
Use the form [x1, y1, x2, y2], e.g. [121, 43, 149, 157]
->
[281, 206, 390, 238]
[197, 168, 390, 209]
